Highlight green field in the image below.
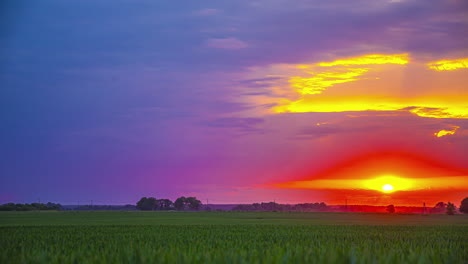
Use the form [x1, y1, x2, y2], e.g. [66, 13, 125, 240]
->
[1, 211, 467, 263]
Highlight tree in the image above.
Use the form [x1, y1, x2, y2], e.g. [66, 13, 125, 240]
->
[186, 197, 202, 210]
[460, 197, 468, 214]
[156, 199, 173, 210]
[174, 197, 202, 210]
[136, 197, 157, 211]
[431, 202, 447, 214]
[446, 202, 456, 215]
[386, 204, 395, 213]
[174, 197, 187, 210]
[0, 202, 62, 211]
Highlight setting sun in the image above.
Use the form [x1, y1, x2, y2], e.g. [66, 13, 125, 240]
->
[363, 175, 412, 193]
[382, 184, 394, 192]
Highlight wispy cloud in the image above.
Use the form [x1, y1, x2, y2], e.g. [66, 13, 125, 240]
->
[199, 117, 265, 134]
[205, 37, 248, 50]
[427, 58, 468, 71]
[194, 8, 220, 16]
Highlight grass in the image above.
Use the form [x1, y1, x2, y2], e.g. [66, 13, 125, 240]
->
[1, 211, 467, 263]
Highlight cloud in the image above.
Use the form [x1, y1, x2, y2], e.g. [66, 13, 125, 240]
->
[434, 125, 459, 138]
[205, 37, 248, 50]
[199, 117, 265, 134]
[194, 8, 220, 16]
[297, 123, 382, 138]
[315, 54, 409, 67]
[427, 58, 468, 71]
[242, 53, 468, 119]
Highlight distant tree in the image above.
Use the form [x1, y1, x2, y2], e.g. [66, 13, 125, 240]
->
[136, 197, 157, 211]
[173, 197, 202, 210]
[46, 202, 63, 210]
[386, 204, 395, 213]
[186, 197, 202, 210]
[460, 197, 468, 214]
[156, 199, 173, 210]
[431, 202, 447, 214]
[0, 202, 62, 211]
[446, 202, 456, 215]
[174, 197, 187, 210]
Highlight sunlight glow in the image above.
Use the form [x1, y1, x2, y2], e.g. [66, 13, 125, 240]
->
[382, 184, 394, 192]
[271, 176, 468, 193]
[364, 176, 412, 192]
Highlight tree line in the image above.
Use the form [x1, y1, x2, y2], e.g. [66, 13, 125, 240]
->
[136, 196, 202, 211]
[386, 201, 461, 215]
[0, 202, 62, 211]
[232, 202, 328, 211]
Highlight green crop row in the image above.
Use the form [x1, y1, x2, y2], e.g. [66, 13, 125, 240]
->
[1, 225, 466, 264]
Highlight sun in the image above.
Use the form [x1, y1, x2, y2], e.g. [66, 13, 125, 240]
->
[382, 184, 394, 192]
[364, 175, 412, 193]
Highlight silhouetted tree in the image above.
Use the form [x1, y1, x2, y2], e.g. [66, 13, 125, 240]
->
[232, 202, 328, 211]
[0, 202, 62, 211]
[186, 197, 202, 210]
[174, 196, 202, 210]
[446, 202, 456, 215]
[386, 204, 395, 213]
[174, 197, 187, 210]
[136, 197, 157, 211]
[156, 199, 173, 210]
[460, 197, 468, 214]
[430, 202, 447, 214]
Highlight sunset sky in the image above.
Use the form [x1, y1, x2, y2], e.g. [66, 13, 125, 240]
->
[1, 0, 467, 206]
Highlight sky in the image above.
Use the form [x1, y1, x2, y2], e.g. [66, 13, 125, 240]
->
[1, 0, 467, 206]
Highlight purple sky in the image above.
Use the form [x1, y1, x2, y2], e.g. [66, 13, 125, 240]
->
[1, 0, 467, 205]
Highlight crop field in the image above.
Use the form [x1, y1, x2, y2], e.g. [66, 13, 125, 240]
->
[1, 211, 467, 263]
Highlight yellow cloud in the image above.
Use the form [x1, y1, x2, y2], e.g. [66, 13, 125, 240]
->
[289, 68, 369, 95]
[317, 54, 409, 67]
[272, 96, 468, 119]
[285, 54, 409, 96]
[245, 53, 468, 119]
[434, 125, 459, 138]
[427, 58, 468, 71]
